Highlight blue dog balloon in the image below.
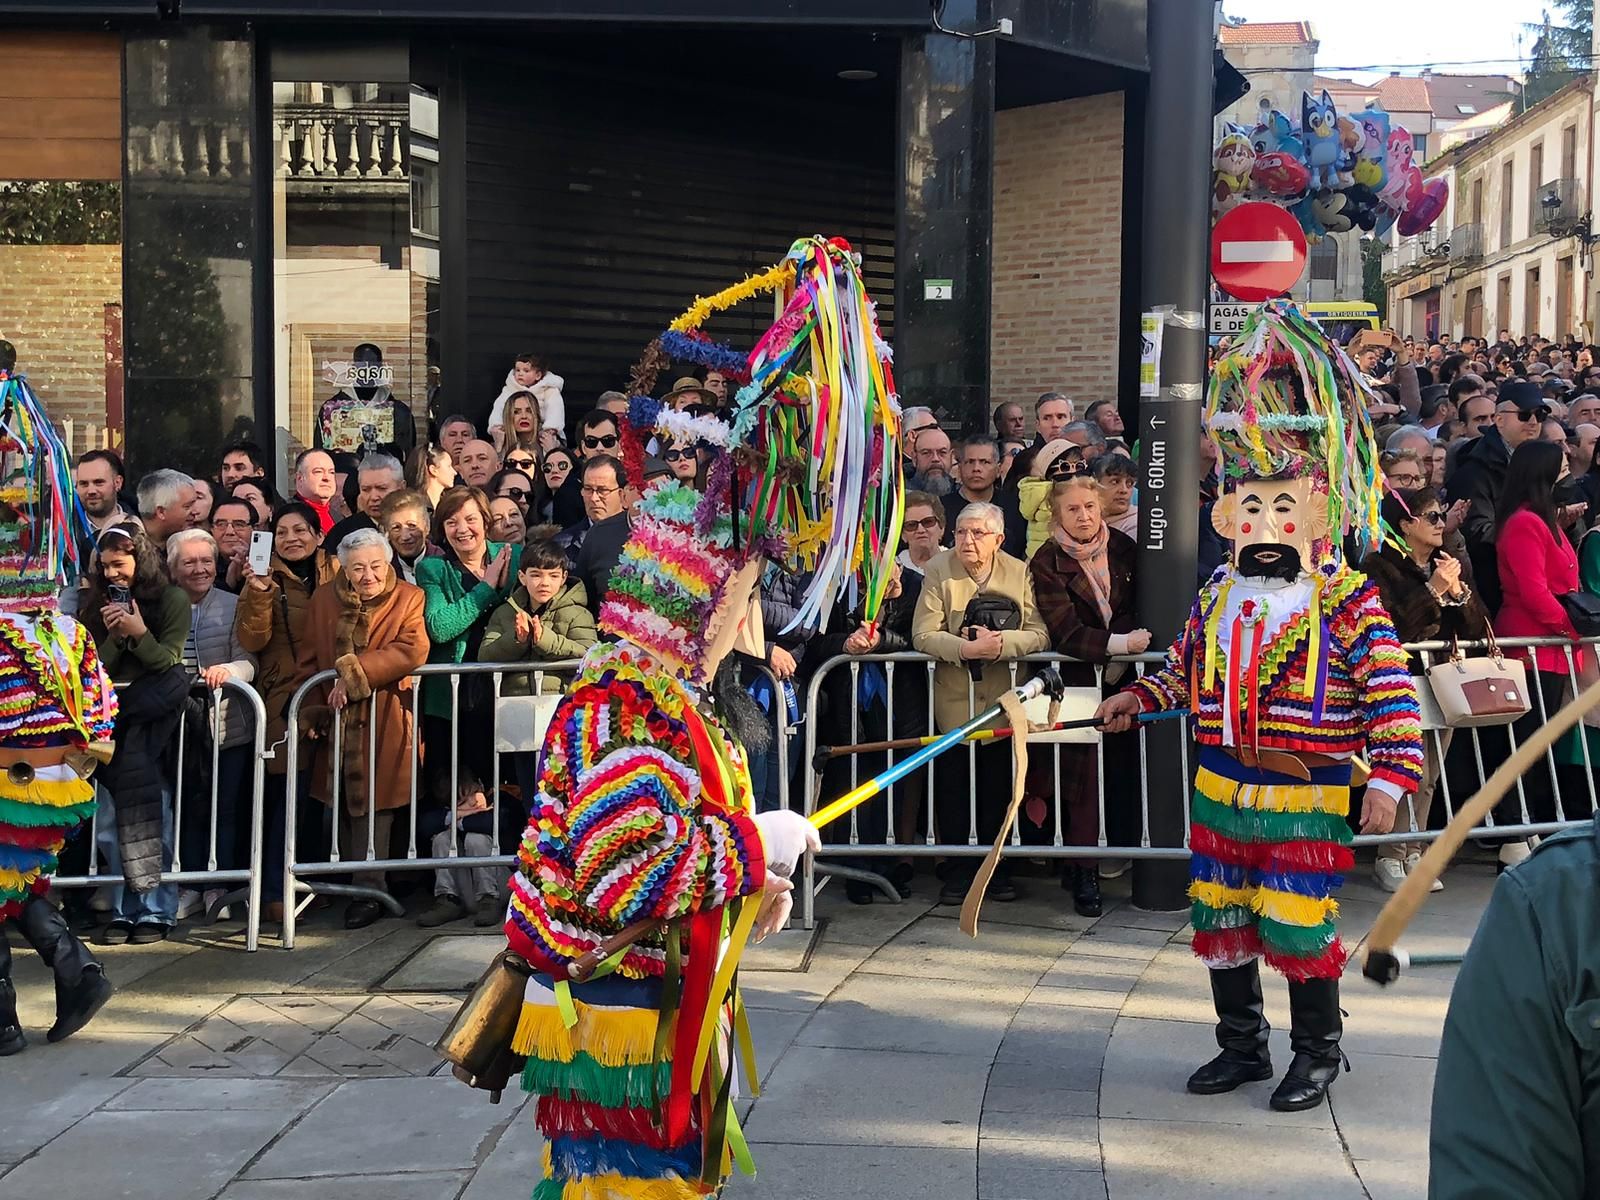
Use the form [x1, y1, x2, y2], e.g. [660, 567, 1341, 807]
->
[1302, 89, 1341, 190]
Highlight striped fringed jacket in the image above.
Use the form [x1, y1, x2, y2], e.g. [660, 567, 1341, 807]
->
[505, 641, 766, 981]
[1128, 564, 1425, 795]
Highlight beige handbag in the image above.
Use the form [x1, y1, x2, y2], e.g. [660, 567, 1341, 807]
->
[1424, 625, 1531, 728]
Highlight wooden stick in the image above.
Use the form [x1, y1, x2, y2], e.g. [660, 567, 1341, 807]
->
[1362, 677, 1600, 985]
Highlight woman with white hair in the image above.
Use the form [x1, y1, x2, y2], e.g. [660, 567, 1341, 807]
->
[294, 526, 429, 929]
[912, 500, 1049, 904]
[166, 529, 257, 922]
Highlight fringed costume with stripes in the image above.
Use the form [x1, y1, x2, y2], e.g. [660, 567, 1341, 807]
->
[504, 640, 768, 1198]
[1129, 563, 1423, 978]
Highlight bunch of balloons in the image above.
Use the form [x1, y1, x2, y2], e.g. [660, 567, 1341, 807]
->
[1213, 91, 1450, 241]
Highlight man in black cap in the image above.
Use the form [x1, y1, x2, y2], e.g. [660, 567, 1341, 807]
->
[1448, 379, 1550, 613]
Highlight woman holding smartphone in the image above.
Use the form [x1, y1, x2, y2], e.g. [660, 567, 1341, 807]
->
[81, 523, 191, 944]
[235, 502, 336, 924]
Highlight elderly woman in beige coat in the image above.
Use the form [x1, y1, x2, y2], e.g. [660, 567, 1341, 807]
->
[296, 527, 429, 929]
[912, 500, 1048, 904]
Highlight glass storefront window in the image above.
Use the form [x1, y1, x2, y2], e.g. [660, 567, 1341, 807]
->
[271, 77, 438, 483]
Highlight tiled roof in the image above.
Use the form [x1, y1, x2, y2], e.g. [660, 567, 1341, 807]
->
[1375, 74, 1433, 113]
[1219, 21, 1316, 45]
[1423, 74, 1521, 120]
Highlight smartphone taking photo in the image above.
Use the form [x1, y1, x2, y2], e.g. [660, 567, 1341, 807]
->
[248, 530, 274, 577]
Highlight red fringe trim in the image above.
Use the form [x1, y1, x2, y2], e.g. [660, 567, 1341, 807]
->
[1262, 839, 1355, 875]
[1188, 824, 1254, 867]
[1191, 827, 1353, 876]
[1264, 939, 1348, 981]
[0, 822, 70, 850]
[536, 1095, 676, 1148]
[1191, 925, 1262, 964]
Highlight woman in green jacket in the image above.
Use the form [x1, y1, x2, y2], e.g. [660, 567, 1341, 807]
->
[414, 486, 521, 809]
[479, 538, 598, 810]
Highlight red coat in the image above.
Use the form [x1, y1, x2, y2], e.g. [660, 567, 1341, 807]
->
[1495, 507, 1584, 674]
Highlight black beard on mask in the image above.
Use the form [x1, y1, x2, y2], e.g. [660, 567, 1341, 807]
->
[1236, 543, 1304, 582]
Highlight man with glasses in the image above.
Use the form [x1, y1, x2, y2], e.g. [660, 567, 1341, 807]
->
[900, 405, 939, 474]
[570, 455, 630, 617]
[909, 426, 955, 496]
[209, 495, 258, 592]
[1450, 379, 1550, 613]
[552, 411, 622, 526]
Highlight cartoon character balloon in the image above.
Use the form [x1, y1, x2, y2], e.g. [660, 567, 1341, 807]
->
[1213, 129, 1256, 219]
[1210, 91, 1445, 244]
[1302, 90, 1341, 190]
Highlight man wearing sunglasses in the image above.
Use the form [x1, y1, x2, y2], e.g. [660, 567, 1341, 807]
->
[550, 410, 621, 526]
[1448, 379, 1550, 614]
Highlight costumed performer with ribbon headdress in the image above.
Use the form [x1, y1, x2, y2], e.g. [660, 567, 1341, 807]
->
[0, 339, 118, 1056]
[462, 237, 901, 1198]
[1096, 300, 1423, 1112]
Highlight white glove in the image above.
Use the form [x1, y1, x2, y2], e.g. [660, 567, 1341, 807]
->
[753, 809, 820, 879]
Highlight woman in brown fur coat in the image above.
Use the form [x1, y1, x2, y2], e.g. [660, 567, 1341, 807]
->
[296, 527, 429, 928]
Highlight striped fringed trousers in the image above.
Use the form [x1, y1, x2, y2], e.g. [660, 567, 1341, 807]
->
[514, 973, 709, 1200]
[1186, 746, 1354, 981]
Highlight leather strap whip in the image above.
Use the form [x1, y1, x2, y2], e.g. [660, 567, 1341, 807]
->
[959, 687, 1059, 937]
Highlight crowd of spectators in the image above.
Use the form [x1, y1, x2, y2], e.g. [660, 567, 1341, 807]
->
[52, 328, 1600, 941]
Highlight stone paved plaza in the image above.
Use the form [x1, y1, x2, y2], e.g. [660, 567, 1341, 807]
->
[2, 857, 1494, 1199]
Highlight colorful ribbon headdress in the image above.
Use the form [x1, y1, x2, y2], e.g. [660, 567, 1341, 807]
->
[1204, 299, 1383, 556]
[0, 347, 87, 610]
[600, 237, 902, 674]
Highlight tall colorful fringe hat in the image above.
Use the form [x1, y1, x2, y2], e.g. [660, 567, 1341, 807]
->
[0, 341, 87, 610]
[1204, 299, 1383, 558]
[598, 236, 902, 678]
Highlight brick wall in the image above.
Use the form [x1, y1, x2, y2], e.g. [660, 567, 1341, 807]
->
[991, 92, 1124, 430]
[0, 244, 122, 440]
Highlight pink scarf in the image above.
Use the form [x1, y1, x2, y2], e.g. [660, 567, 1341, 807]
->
[1053, 521, 1113, 625]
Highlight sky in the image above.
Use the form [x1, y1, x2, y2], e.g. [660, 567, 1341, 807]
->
[1220, 0, 1568, 82]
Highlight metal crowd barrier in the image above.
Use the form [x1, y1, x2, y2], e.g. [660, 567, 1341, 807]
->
[798, 637, 1600, 926]
[52, 677, 270, 952]
[278, 658, 793, 949]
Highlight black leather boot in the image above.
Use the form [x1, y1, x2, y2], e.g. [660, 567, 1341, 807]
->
[0, 977, 23, 1056]
[1186, 962, 1273, 1094]
[1270, 977, 1345, 1112]
[1064, 865, 1102, 917]
[16, 896, 113, 1043]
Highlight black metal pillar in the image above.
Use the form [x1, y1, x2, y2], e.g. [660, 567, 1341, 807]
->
[894, 14, 995, 436]
[1132, 0, 1212, 911]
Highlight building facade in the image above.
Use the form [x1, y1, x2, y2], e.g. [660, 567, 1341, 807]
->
[0, 0, 1152, 484]
[1384, 76, 1592, 344]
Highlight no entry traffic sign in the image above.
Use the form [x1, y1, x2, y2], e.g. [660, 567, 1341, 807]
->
[1210, 203, 1307, 303]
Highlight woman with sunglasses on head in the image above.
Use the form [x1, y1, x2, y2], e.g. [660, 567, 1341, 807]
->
[1361, 487, 1487, 893]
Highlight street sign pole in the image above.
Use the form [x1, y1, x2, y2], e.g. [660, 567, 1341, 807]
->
[1133, 0, 1212, 912]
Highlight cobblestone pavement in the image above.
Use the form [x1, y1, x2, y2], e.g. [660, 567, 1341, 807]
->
[2, 858, 1491, 1199]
